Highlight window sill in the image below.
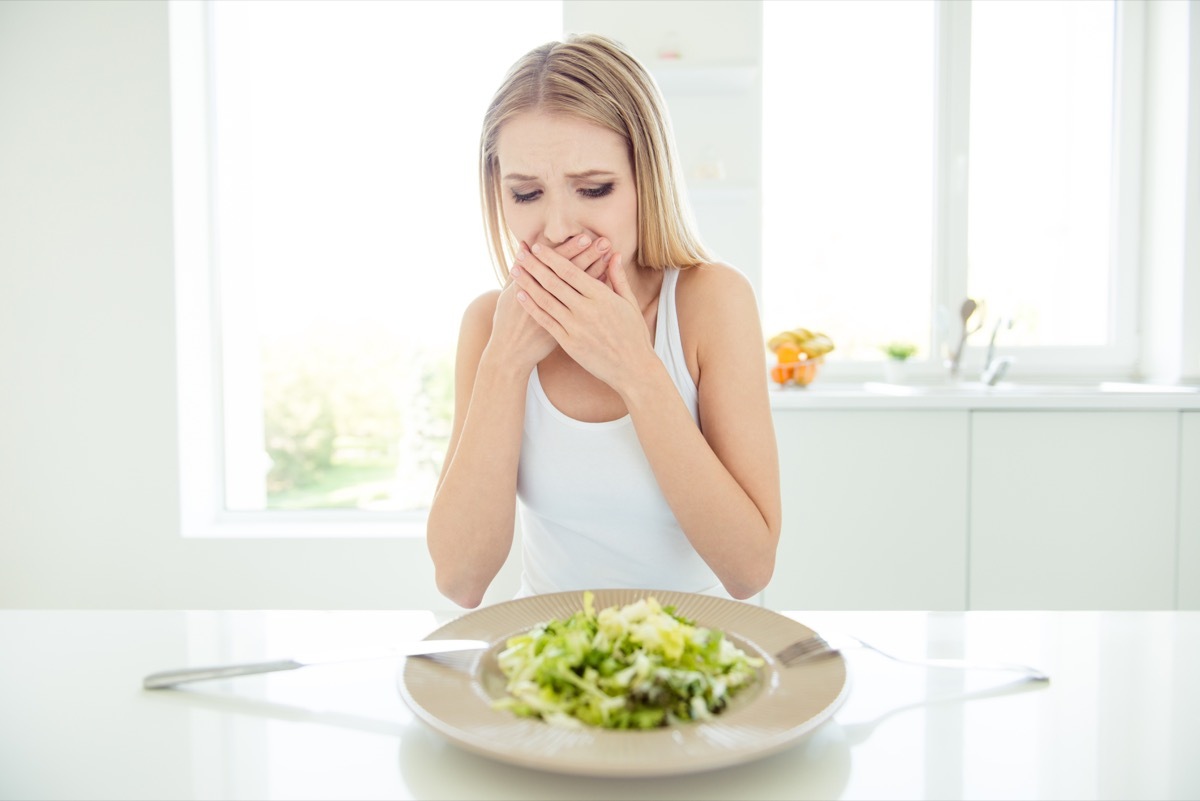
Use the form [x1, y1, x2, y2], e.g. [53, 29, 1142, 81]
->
[182, 511, 429, 539]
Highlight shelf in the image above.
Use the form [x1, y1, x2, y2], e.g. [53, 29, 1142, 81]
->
[687, 184, 758, 204]
[650, 64, 759, 94]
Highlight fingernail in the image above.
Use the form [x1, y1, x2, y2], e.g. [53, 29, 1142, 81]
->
[577, 235, 591, 248]
[597, 239, 610, 252]
[511, 265, 521, 277]
[531, 243, 542, 254]
[515, 248, 525, 261]
[516, 290, 528, 302]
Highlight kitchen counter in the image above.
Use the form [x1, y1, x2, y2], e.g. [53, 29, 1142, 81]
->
[2, 609, 1197, 800]
[769, 380, 1200, 410]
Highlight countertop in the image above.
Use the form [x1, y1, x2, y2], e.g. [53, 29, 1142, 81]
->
[2, 609, 1197, 800]
[768, 380, 1200, 410]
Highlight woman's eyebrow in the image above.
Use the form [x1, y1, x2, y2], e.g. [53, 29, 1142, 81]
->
[502, 169, 617, 181]
[566, 169, 617, 180]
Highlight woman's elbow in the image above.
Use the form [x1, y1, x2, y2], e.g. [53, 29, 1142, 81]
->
[436, 573, 486, 609]
[427, 540, 486, 610]
[431, 560, 490, 608]
[725, 552, 776, 601]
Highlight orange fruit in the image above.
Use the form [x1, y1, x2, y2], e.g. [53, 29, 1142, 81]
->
[775, 343, 801, 364]
[793, 361, 819, 386]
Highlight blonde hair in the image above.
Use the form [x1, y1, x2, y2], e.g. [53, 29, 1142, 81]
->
[479, 33, 711, 284]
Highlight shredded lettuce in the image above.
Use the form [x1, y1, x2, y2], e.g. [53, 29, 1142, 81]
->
[492, 591, 763, 730]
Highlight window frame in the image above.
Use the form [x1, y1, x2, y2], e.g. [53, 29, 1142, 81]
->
[944, 0, 1143, 379]
[170, 0, 425, 539]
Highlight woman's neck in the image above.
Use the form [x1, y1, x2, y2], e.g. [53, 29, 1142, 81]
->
[626, 264, 665, 316]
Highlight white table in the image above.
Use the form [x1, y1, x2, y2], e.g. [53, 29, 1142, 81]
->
[2, 609, 1197, 800]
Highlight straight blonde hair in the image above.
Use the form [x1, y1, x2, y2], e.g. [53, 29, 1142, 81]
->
[479, 34, 711, 284]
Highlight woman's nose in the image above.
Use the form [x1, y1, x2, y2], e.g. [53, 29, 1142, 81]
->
[541, 200, 581, 247]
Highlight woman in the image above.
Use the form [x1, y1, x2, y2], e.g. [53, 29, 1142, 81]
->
[426, 34, 780, 608]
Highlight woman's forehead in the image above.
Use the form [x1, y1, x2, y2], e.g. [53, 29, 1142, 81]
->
[496, 111, 630, 177]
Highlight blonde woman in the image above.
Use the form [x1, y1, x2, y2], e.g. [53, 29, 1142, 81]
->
[426, 34, 780, 608]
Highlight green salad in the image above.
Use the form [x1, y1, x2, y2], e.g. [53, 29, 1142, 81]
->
[493, 592, 763, 730]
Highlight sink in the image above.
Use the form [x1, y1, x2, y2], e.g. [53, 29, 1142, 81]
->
[862, 381, 1073, 396]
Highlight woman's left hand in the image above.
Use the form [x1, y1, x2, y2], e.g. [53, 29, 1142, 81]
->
[511, 241, 655, 392]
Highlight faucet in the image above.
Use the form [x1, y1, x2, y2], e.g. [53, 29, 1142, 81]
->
[980, 317, 1014, 386]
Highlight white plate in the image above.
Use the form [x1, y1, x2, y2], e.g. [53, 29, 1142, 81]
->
[398, 589, 849, 777]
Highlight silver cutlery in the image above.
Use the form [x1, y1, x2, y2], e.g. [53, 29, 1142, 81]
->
[143, 639, 489, 689]
[776, 633, 1049, 682]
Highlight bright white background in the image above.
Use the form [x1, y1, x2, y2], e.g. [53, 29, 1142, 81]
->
[1, 0, 1197, 608]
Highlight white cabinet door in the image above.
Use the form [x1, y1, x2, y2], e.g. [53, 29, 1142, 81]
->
[767, 411, 969, 610]
[969, 412, 1179, 609]
[1179, 412, 1200, 610]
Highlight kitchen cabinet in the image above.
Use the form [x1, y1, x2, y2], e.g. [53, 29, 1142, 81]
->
[766, 411, 969, 610]
[1180, 412, 1200, 609]
[968, 412, 1179, 609]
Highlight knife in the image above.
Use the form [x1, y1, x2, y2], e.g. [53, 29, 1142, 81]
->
[142, 639, 489, 689]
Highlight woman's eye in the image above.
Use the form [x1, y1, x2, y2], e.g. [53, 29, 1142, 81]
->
[511, 189, 540, 204]
[580, 183, 614, 199]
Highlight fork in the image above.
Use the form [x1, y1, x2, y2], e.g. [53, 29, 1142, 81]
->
[776, 633, 1049, 682]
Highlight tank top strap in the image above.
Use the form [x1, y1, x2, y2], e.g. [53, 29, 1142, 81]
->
[654, 268, 699, 422]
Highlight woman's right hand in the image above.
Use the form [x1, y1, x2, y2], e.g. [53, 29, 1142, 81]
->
[488, 233, 612, 372]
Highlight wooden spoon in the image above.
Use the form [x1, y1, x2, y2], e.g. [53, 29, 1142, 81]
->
[950, 298, 981, 376]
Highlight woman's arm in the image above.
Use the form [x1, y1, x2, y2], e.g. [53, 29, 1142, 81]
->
[425, 290, 527, 609]
[427, 236, 614, 608]
[632, 263, 782, 599]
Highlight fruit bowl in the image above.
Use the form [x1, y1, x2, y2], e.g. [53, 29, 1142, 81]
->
[770, 357, 823, 388]
[767, 327, 833, 388]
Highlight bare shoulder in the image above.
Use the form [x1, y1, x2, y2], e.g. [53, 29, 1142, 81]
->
[674, 263, 762, 378]
[676, 262, 760, 338]
[675, 261, 755, 307]
[465, 288, 501, 322]
[460, 288, 501, 338]
[452, 289, 503, 376]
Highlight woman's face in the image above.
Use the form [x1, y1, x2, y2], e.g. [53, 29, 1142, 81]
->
[496, 110, 638, 267]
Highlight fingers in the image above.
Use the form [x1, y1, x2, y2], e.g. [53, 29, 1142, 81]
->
[527, 242, 605, 301]
[512, 245, 580, 309]
[522, 234, 608, 278]
[512, 271, 570, 343]
[606, 253, 635, 303]
[511, 250, 572, 320]
[509, 234, 617, 335]
[569, 237, 614, 280]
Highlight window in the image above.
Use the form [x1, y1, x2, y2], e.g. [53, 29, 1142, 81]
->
[171, 1, 562, 533]
[173, 0, 1147, 538]
[762, 0, 936, 363]
[967, 0, 1116, 347]
[762, 0, 1138, 376]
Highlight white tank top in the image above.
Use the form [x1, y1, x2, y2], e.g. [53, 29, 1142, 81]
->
[514, 268, 729, 599]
